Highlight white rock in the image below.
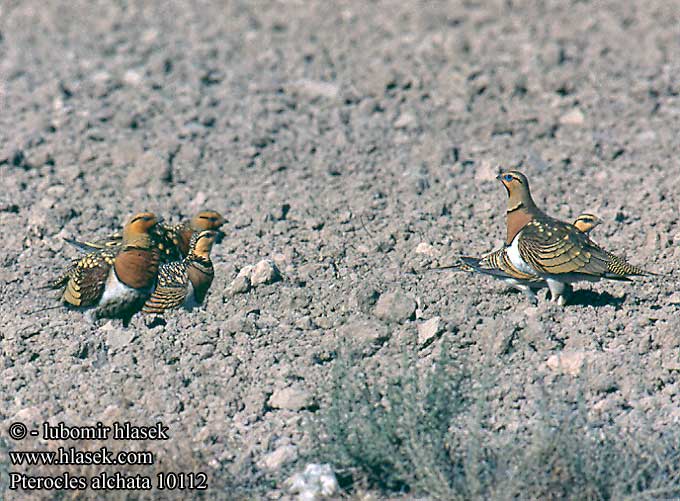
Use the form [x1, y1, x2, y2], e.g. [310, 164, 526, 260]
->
[237, 265, 254, 279]
[414, 242, 438, 257]
[288, 79, 340, 99]
[418, 317, 441, 347]
[251, 259, 281, 286]
[546, 351, 587, 376]
[228, 275, 251, 295]
[285, 463, 339, 498]
[559, 108, 584, 126]
[374, 290, 416, 323]
[667, 292, 680, 305]
[269, 387, 312, 411]
[123, 69, 143, 87]
[394, 112, 417, 129]
[259, 445, 298, 471]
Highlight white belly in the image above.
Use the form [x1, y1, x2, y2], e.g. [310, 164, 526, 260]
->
[183, 282, 198, 310]
[100, 268, 140, 306]
[506, 231, 537, 276]
[94, 268, 148, 320]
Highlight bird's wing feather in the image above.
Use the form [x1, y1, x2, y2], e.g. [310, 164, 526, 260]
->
[462, 251, 541, 281]
[518, 218, 628, 277]
[142, 262, 188, 313]
[64, 251, 114, 306]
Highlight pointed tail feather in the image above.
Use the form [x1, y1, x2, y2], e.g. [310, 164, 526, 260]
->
[63, 237, 103, 252]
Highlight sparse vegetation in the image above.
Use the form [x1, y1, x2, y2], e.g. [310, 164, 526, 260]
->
[312, 344, 680, 500]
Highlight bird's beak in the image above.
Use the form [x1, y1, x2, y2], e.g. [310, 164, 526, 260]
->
[495, 174, 503, 181]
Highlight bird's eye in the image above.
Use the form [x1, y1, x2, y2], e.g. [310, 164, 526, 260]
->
[503, 174, 514, 182]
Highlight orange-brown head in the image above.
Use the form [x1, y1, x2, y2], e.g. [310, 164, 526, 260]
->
[573, 213, 601, 234]
[189, 230, 218, 259]
[190, 210, 225, 231]
[122, 212, 159, 248]
[496, 170, 539, 244]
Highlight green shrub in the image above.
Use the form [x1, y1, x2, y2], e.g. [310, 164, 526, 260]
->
[312, 344, 680, 500]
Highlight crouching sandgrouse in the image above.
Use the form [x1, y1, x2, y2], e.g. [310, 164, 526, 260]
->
[50, 212, 161, 324]
[142, 230, 217, 314]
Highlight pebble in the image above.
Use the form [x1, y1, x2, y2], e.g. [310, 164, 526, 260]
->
[546, 351, 588, 376]
[251, 259, 281, 286]
[284, 463, 339, 498]
[414, 242, 438, 257]
[417, 317, 441, 347]
[228, 275, 251, 295]
[258, 445, 298, 471]
[394, 111, 417, 129]
[559, 108, 585, 126]
[287, 79, 340, 100]
[268, 386, 313, 411]
[374, 290, 416, 323]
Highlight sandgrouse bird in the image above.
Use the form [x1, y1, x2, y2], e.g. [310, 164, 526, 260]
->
[142, 230, 217, 314]
[66, 210, 225, 263]
[455, 212, 602, 303]
[495, 170, 653, 305]
[51, 212, 161, 324]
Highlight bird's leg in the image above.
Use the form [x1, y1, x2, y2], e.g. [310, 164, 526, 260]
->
[546, 278, 567, 305]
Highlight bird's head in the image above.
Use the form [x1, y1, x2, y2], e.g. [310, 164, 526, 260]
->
[191, 210, 225, 231]
[496, 170, 535, 212]
[191, 230, 218, 258]
[573, 213, 602, 234]
[123, 212, 159, 246]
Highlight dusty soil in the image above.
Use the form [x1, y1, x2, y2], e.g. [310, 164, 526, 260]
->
[1, 0, 679, 499]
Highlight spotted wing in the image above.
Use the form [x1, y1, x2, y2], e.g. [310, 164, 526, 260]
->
[63, 250, 115, 307]
[142, 262, 188, 313]
[517, 218, 623, 278]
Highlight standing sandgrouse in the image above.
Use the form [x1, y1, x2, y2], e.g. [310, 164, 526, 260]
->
[53, 212, 161, 324]
[65, 210, 226, 263]
[497, 170, 653, 305]
[453, 212, 602, 303]
[142, 230, 217, 314]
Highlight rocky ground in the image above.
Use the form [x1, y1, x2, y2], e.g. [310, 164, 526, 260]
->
[1, 0, 679, 499]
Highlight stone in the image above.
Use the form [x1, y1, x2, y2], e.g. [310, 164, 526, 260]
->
[414, 242, 438, 257]
[251, 259, 281, 286]
[259, 445, 298, 471]
[287, 79, 340, 100]
[559, 108, 585, 126]
[374, 290, 416, 323]
[339, 318, 391, 356]
[228, 275, 251, 295]
[417, 317, 441, 347]
[667, 292, 680, 305]
[123, 69, 143, 86]
[285, 463, 339, 498]
[546, 351, 588, 376]
[394, 112, 417, 129]
[268, 386, 313, 411]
